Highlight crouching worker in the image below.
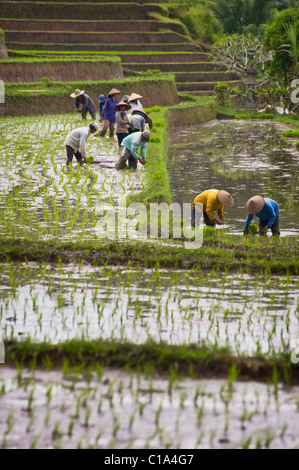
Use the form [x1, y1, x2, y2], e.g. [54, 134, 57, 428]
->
[64, 122, 99, 167]
[243, 195, 280, 237]
[116, 130, 150, 170]
[192, 189, 234, 227]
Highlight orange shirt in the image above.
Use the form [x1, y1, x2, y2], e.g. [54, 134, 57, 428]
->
[194, 189, 224, 222]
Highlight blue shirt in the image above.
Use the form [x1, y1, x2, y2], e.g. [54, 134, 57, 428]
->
[102, 97, 119, 123]
[121, 132, 147, 160]
[244, 198, 279, 229]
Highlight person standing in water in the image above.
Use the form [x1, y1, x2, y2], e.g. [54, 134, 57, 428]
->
[192, 189, 234, 227]
[243, 195, 280, 237]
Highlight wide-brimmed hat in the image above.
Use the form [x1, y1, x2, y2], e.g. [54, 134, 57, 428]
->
[217, 190, 234, 208]
[142, 130, 151, 142]
[70, 88, 85, 98]
[132, 108, 148, 118]
[108, 88, 121, 96]
[245, 195, 265, 214]
[114, 101, 131, 111]
[128, 92, 143, 102]
[121, 95, 130, 103]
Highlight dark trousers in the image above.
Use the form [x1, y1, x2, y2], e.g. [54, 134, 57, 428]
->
[66, 145, 83, 165]
[259, 215, 280, 236]
[116, 147, 138, 170]
[192, 206, 216, 227]
[116, 132, 128, 149]
[82, 108, 96, 120]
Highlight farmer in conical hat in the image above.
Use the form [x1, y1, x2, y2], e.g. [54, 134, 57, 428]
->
[192, 189, 234, 227]
[70, 89, 96, 120]
[128, 92, 143, 113]
[243, 195, 280, 237]
[99, 88, 121, 138]
[116, 130, 150, 170]
[64, 122, 99, 167]
[129, 108, 148, 133]
[114, 101, 134, 151]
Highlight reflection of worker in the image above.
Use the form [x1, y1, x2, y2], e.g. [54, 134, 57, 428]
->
[243, 195, 280, 237]
[70, 89, 96, 120]
[192, 189, 234, 227]
[116, 130, 150, 170]
[64, 122, 99, 167]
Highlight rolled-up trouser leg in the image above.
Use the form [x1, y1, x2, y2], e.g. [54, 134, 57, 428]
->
[100, 119, 110, 136]
[66, 145, 74, 165]
[81, 108, 87, 119]
[116, 147, 131, 170]
[128, 154, 138, 170]
[74, 151, 83, 166]
[259, 219, 268, 236]
[109, 122, 115, 138]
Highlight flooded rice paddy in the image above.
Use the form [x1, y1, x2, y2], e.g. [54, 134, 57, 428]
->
[0, 113, 144, 241]
[1, 263, 299, 357]
[167, 119, 299, 236]
[1, 114, 299, 448]
[0, 367, 299, 449]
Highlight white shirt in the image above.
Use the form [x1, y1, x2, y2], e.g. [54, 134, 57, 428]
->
[64, 127, 91, 155]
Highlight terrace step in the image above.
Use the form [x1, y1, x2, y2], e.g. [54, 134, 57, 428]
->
[123, 62, 224, 73]
[0, 2, 164, 20]
[119, 52, 212, 63]
[7, 43, 200, 52]
[5, 31, 188, 44]
[0, 19, 186, 35]
[173, 71, 238, 81]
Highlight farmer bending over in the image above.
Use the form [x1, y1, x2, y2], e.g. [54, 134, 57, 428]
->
[64, 122, 99, 167]
[243, 195, 280, 237]
[116, 130, 150, 170]
[70, 89, 96, 120]
[192, 189, 234, 227]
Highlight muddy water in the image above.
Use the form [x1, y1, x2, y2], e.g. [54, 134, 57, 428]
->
[167, 120, 299, 236]
[0, 367, 298, 449]
[1, 263, 299, 356]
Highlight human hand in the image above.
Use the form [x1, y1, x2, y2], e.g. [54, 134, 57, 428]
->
[215, 218, 225, 225]
[243, 228, 249, 236]
[82, 155, 86, 163]
[139, 158, 145, 165]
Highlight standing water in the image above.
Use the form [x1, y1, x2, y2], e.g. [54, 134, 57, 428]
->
[167, 120, 299, 236]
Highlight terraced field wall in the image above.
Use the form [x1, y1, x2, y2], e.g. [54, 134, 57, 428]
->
[2, 75, 179, 116]
[0, 57, 124, 82]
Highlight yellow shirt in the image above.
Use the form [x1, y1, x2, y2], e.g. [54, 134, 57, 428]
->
[194, 189, 224, 222]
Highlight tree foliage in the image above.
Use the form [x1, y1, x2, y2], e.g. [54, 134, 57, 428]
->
[215, 0, 275, 34]
[211, 34, 273, 81]
[264, 6, 299, 84]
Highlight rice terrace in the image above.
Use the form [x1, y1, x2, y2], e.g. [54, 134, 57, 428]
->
[1, 0, 299, 453]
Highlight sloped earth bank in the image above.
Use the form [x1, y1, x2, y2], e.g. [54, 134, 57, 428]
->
[0, 367, 299, 449]
[167, 119, 299, 236]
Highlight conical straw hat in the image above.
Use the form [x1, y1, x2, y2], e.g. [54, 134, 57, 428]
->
[108, 88, 121, 96]
[217, 190, 234, 208]
[132, 108, 148, 118]
[70, 88, 85, 98]
[245, 195, 265, 214]
[114, 101, 131, 111]
[128, 92, 143, 102]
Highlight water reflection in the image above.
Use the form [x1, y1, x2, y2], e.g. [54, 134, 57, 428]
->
[167, 120, 299, 235]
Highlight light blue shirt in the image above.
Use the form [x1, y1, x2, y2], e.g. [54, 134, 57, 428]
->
[121, 132, 147, 160]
